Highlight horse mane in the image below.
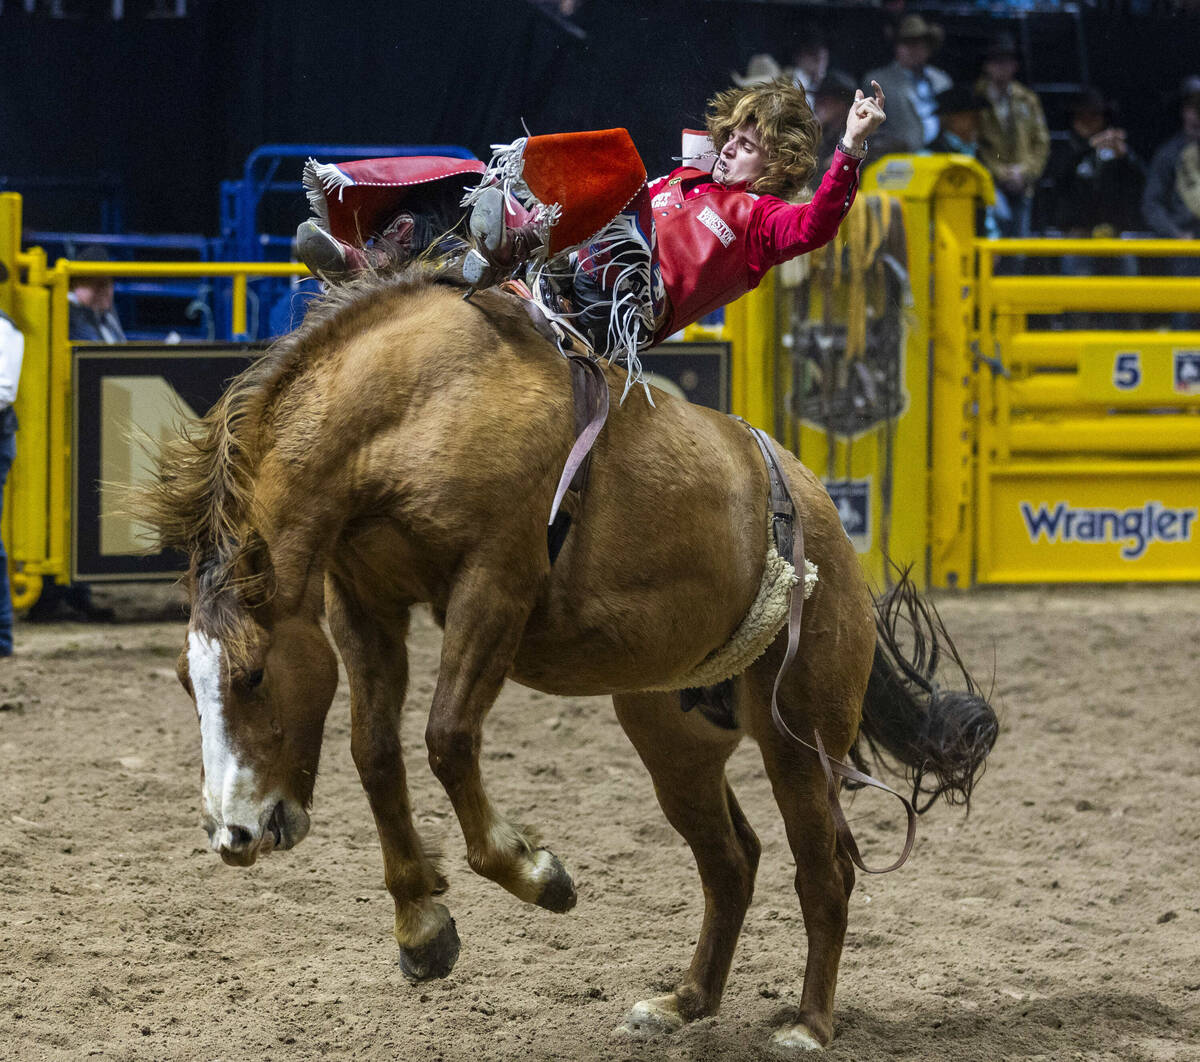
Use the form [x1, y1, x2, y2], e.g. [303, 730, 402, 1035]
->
[139, 264, 453, 654]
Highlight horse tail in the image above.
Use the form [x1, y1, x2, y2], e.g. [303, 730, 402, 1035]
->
[852, 568, 999, 814]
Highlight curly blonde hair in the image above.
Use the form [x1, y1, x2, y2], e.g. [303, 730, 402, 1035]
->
[706, 76, 821, 201]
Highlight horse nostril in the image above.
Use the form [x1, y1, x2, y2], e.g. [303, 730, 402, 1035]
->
[226, 825, 254, 850]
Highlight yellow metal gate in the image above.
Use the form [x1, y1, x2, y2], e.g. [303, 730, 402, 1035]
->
[971, 240, 1200, 584]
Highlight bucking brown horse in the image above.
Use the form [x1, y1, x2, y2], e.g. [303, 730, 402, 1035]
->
[140, 266, 997, 1052]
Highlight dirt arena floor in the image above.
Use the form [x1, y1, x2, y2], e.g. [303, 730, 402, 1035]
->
[1, 582, 1198, 1062]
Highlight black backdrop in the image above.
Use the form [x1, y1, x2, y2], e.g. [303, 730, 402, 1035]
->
[2, 0, 1198, 236]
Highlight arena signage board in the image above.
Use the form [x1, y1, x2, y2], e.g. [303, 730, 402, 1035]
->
[640, 340, 731, 412]
[1019, 500, 1197, 561]
[825, 478, 872, 553]
[72, 344, 262, 580]
[986, 466, 1200, 582]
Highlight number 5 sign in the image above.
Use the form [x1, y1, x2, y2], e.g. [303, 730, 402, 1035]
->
[1113, 351, 1142, 391]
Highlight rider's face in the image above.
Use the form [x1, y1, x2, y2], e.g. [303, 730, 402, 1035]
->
[715, 123, 767, 187]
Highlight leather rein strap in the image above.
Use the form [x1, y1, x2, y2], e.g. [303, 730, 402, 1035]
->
[742, 423, 917, 875]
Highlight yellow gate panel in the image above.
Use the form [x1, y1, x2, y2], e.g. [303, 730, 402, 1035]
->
[981, 461, 1200, 583]
[1008, 415, 1200, 454]
[867, 154, 994, 588]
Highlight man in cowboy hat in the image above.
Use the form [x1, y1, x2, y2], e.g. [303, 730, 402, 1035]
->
[974, 31, 1050, 237]
[863, 14, 951, 153]
[928, 85, 988, 158]
[1046, 88, 1144, 239]
[1143, 76, 1200, 241]
[812, 70, 862, 172]
[789, 26, 829, 97]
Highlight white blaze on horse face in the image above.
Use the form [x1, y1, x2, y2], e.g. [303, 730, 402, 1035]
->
[187, 629, 262, 842]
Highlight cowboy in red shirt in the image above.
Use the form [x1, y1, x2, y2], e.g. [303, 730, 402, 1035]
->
[298, 77, 885, 367]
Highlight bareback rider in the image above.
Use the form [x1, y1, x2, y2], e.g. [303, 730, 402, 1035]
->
[297, 77, 886, 376]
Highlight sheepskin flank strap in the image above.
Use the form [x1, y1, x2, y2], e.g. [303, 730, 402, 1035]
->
[743, 424, 918, 874]
[643, 529, 816, 692]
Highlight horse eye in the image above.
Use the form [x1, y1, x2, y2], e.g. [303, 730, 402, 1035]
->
[245, 669, 265, 689]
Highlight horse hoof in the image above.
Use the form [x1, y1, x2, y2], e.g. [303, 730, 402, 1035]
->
[532, 849, 577, 913]
[398, 912, 460, 983]
[770, 1022, 825, 1052]
[612, 996, 685, 1039]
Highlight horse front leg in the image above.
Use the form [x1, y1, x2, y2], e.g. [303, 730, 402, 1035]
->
[325, 577, 460, 982]
[425, 561, 576, 913]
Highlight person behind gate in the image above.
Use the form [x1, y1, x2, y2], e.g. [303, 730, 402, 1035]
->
[0, 303, 23, 658]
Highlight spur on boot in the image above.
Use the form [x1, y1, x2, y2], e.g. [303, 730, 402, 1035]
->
[464, 187, 544, 287]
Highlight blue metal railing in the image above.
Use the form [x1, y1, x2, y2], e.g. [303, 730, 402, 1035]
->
[17, 143, 478, 341]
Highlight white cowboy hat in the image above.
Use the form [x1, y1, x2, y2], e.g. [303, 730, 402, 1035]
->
[732, 53, 785, 87]
[896, 14, 945, 49]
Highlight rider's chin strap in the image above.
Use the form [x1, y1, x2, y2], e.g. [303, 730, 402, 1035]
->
[741, 422, 917, 875]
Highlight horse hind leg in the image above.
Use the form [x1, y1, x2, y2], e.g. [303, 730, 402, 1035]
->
[610, 689, 760, 1039]
[325, 578, 460, 981]
[742, 648, 862, 1051]
[425, 560, 576, 913]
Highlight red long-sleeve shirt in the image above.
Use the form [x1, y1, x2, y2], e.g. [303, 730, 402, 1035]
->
[646, 148, 863, 338]
[649, 147, 863, 282]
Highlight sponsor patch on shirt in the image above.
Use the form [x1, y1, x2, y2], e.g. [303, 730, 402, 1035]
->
[651, 191, 672, 209]
[697, 206, 735, 247]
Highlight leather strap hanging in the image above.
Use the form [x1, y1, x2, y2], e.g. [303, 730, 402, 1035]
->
[742, 422, 917, 874]
[550, 355, 609, 525]
[547, 355, 610, 564]
[494, 280, 611, 565]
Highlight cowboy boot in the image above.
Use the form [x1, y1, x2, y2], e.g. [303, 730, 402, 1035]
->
[297, 215, 422, 280]
[296, 220, 369, 280]
[462, 186, 545, 287]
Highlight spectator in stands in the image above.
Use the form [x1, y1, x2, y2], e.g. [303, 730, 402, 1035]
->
[790, 27, 830, 96]
[0, 292, 23, 657]
[1143, 77, 1200, 327]
[928, 85, 988, 157]
[974, 32, 1050, 238]
[863, 14, 951, 153]
[812, 71, 860, 172]
[813, 71, 908, 173]
[1142, 77, 1200, 240]
[1041, 89, 1145, 326]
[927, 86, 997, 238]
[1044, 88, 1145, 238]
[26, 245, 117, 623]
[67, 246, 126, 344]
